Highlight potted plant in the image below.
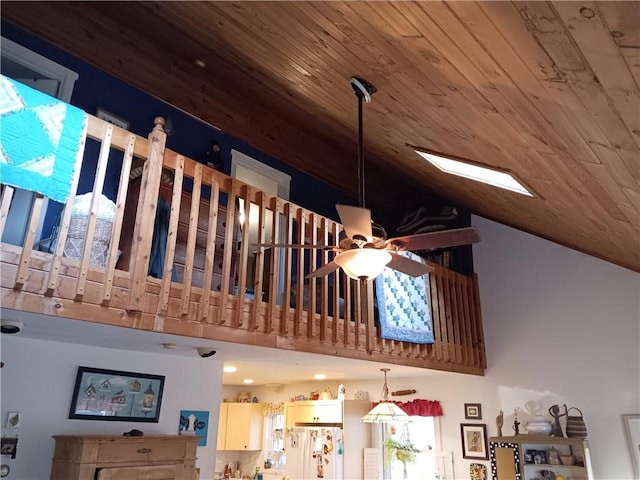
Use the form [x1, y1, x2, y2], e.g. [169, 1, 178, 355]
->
[383, 436, 419, 479]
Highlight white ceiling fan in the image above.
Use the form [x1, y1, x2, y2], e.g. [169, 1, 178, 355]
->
[259, 77, 480, 281]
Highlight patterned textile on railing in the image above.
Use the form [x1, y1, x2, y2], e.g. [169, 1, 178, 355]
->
[0, 74, 86, 203]
[375, 251, 434, 344]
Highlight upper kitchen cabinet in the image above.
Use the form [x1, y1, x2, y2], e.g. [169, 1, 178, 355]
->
[217, 403, 264, 451]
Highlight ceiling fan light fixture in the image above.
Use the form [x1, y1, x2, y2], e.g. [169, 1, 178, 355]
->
[334, 248, 391, 281]
[416, 150, 533, 197]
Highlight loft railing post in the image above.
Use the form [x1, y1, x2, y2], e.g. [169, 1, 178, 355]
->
[127, 117, 167, 312]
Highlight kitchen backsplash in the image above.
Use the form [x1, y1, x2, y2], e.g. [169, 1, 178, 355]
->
[215, 450, 261, 479]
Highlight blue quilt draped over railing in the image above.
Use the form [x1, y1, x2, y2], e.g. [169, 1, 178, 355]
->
[375, 251, 434, 344]
[0, 74, 86, 203]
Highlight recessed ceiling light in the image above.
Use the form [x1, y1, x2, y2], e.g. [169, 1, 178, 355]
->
[223, 366, 237, 373]
[315, 374, 326, 380]
[243, 379, 254, 384]
[416, 150, 533, 197]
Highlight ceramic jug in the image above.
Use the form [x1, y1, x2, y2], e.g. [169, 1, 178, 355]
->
[547, 446, 561, 465]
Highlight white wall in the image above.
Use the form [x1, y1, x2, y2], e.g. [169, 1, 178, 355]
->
[223, 216, 640, 480]
[471, 215, 640, 480]
[1, 216, 638, 480]
[0, 337, 224, 480]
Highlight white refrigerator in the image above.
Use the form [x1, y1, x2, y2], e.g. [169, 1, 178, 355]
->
[285, 427, 344, 479]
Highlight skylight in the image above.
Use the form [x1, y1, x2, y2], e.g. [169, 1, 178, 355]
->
[416, 150, 533, 197]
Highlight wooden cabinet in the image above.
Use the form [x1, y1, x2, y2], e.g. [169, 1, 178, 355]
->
[489, 435, 592, 480]
[217, 403, 263, 451]
[50, 435, 198, 480]
[118, 178, 240, 293]
[285, 400, 343, 427]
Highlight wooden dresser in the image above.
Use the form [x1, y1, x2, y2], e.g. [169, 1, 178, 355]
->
[50, 435, 198, 480]
[118, 178, 240, 293]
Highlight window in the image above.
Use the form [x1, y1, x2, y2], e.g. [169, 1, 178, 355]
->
[382, 417, 441, 480]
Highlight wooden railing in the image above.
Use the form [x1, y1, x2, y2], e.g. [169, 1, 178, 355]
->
[0, 116, 486, 374]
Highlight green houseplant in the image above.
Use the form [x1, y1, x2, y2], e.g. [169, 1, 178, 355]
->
[383, 436, 419, 479]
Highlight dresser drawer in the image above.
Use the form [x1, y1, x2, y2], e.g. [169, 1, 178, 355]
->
[97, 440, 186, 463]
[97, 464, 177, 480]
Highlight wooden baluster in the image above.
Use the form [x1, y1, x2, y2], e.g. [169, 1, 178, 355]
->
[250, 191, 267, 331]
[266, 196, 281, 334]
[180, 162, 203, 316]
[199, 176, 220, 322]
[234, 184, 252, 328]
[0, 186, 14, 241]
[45, 116, 86, 296]
[307, 212, 317, 340]
[14, 194, 43, 290]
[318, 217, 329, 342]
[353, 279, 361, 349]
[217, 179, 239, 326]
[75, 123, 112, 300]
[102, 133, 136, 305]
[155, 157, 184, 325]
[331, 221, 340, 345]
[343, 272, 351, 347]
[364, 278, 375, 353]
[293, 208, 305, 337]
[280, 202, 294, 335]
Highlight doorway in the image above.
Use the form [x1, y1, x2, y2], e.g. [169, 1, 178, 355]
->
[230, 150, 291, 304]
[1, 37, 78, 247]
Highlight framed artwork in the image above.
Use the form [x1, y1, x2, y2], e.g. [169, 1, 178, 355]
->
[68, 366, 165, 422]
[0, 437, 18, 459]
[461, 423, 489, 460]
[465, 403, 482, 420]
[178, 410, 210, 447]
[489, 441, 521, 480]
[5, 412, 20, 429]
[622, 414, 640, 479]
[470, 463, 487, 480]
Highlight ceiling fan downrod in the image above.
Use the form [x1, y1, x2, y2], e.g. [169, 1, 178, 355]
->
[350, 77, 376, 209]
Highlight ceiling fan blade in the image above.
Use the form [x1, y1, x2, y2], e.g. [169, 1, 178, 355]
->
[253, 243, 339, 251]
[306, 260, 340, 279]
[387, 252, 434, 277]
[335, 204, 372, 240]
[387, 227, 481, 251]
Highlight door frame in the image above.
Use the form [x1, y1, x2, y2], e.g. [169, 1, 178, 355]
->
[1, 36, 79, 246]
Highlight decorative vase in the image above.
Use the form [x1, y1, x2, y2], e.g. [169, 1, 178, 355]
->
[524, 415, 553, 435]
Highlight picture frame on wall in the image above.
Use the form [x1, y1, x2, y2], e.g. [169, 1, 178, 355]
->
[622, 414, 640, 479]
[68, 366, 165, 422]
[464, 403, 482, 420]
[461, 423, 489, 460]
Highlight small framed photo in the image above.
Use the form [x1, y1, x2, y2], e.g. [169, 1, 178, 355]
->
[0, 437, 18, 459]
[5, 412, 21, 429]
[464, 403, 482, 420]
[461, 423, 489, 460]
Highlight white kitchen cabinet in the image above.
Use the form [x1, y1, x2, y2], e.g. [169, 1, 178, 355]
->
[217, 403, 263, 451]
[285, 400, 343, 427]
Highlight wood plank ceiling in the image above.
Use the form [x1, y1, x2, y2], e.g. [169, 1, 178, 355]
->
[3, 1, 639, 272]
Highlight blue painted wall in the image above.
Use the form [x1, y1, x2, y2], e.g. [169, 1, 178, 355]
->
[1, 21, 352, 222]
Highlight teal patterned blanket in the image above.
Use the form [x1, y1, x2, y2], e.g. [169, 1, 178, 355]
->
[0, 74, 86, 203]
[375, 251, 434, 344]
